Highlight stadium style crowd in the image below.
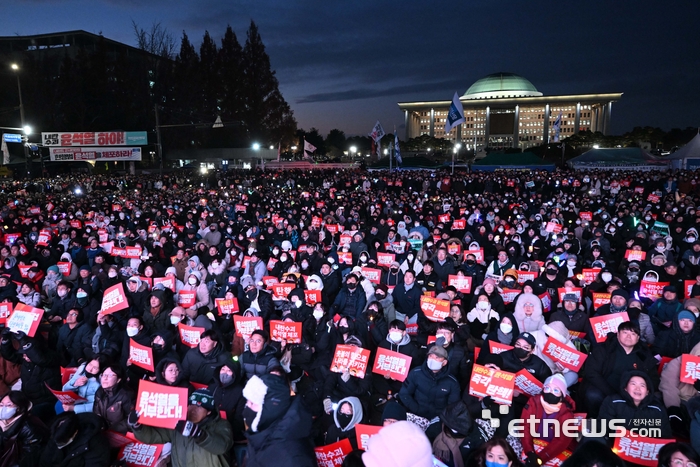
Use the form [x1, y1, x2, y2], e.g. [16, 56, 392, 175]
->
[0, 168, 698, 467]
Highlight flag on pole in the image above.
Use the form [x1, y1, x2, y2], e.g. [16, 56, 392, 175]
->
[1, 138, 8, 165]
[276, 141, 281, 162]
[394, 131, 402, 166]
[444, 92, 466, 133]
[369, 121, 385, 142]
[553, 111, 563, 142]
[303, 139, 316, 162]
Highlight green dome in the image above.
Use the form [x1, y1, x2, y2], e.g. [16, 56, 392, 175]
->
[463, 72, 542, 99]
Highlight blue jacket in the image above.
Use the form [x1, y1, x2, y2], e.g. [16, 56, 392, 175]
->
[331, 286, 366, 320]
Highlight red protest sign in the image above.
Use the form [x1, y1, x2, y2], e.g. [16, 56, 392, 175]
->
[119, 442, 164, 467]
[215, 298, 239, 315]
[686, 280, 696, 299]
[589, 312, 629, 343]
[0, 302, 12, 325]
[262, 276, 279, 288]
[517, 270, 538, 285]
[47, 384, 86, 405]
[17, 265, 31, 278]
[330, 344, 370, 379]
[372, 347, 412, 382]
[135, 380, 187, 429]
[338, 252, 353, 265]
[468, 363, 515, 405]
[7, 303, 44, 337]
[582, 268, 601, 284]
[500, 289, 520, 305]
[419, 296, 450, 322]
[613, 436, 673, 467]
[270, 320, 302, 344]
[304, 290, 321, 305]
[452, 219, 466, 230]
[36, 229, 51, 246]
[680, 354, 700, 384]
[464, 249, 485, 263]
[557, 287, 583, 302]
[271, 283, 295, 300]
[448, 275, 472, 293]
[129, 339, 155, 372]
[639, 280, 669, 301]
[531, 439, 572, 466]
[545, 222, 562, 233]
[101, 283, 129, 315]
[591, 292, 611, 310]
[542, 337, 587, 372]
[55, 261, 71, 276]
[376, 252, 396, 267]
[355, 424, 382, 451]
[514, 369, 544, 396]
[315, 439, 353, 467]
[4, 233, 20, 245]
[153, 277, 175, 292]
[233, 315, 263, 338]
[579, 211, 593, 221]
[624, 250, 647, 262]
[489, 341, 514, 355]
[177, 323, 204, 348]
[124, 247, 143, 259]
[176, 290, 196, 308]
[438, 213, 450, 224]
[539, 292, 552, 313]
[360, 267, 381, 284]
[447, 243, 461, 256]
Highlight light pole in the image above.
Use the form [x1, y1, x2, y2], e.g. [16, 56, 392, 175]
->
[11, 64, 31, 178]
[252, 143, 261, 171]
[350, 146, 357, 161]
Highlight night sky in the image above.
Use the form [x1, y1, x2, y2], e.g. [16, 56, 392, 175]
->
[3, 0, 699, 138]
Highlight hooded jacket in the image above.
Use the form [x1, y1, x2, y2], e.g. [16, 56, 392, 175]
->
[37, 413, 110, 467]
[325, 396, 363, 450]
[651, 311, 700, 358]
[520, 392, 575, 463]
[240, 344, 280, 382]
[598, 370, 672, 439]
[208, 359, 246, 441]
[659, 341, 700, 408]
[512, 293, 545, 333]
[142, 288, 174, 331]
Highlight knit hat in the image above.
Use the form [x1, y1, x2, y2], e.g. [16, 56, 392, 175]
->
[685, 298, 700, 310]
[189, 388, 215, 411]
[47, 265, 60, 275]
[188, 271, 201, 282]
[165, 267, 177, 276]
[482, 278, 496, 288]
[242, 374, 291, 433]
[611, 288, 629, 302]
[678, 310, 696, 323]
[362, 421, 434, 467]
[240, 275, 255, 289]
[544, 373, 568, 396]
[562, 293, 578, 303]
[517, 332, 537, 348]
[663, 285, 677, 294]
[381, 401, 407, 424]
[427, 345, 449, 360]
[79, 264, 91, 272]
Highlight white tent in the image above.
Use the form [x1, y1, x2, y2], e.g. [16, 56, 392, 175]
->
[665, 131, 700, 169]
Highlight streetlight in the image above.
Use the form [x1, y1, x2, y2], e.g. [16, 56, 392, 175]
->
[269, 145, 274, 150]
[291, 145, 297, 151]
[350, 146, 357, 159]
[252, 143, 260, 150]
[10, 63, 30, 177]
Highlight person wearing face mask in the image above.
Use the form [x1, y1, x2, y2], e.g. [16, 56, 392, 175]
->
[400, 248, 424, 277]
[484, 313, 521, 347]
[382, 260, 404, 289]
[61, 356, 104, 413]
[397, 345, 460, 441]
[241, 373, 315, 467]
[499, 269, 520, 293]
[0, 390, 47, 464]
[181, 330, 231, 386]
[330, 274, 367, 321]
[41, 264, 62, 306]
[324, 397, 363, 450]
[240, 275, 275, 322]
[466, 293, 500, 345]
[181, 271, 213, 317]
[208, 360, 246, 452]
[534, 260, 564, 311]
[459, 252, 485, 288]
[129, 388, 233, 467]
[520, 374, 575, 467]
[38, 411, 110, 467]
[47, 280, 75, 324]
[372, 320, 421, 401]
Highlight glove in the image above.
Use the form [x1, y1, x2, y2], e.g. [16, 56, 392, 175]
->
[175, 420, 201, 438]
[481, 396, 495, 410]
[341, 370, 351, 383]
[0, 328, 12, 344]
[694, 379, 700, 391]
[14, 330, 28, 344]
[525, 451, 541, 467]
[323, 398, 332, 414]
[127, 410, 141, 429]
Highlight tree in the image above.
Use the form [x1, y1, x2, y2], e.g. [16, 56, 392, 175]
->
[218, 25, 244, 145]
[132, 20, 176, 58]
[326, 129, 346, 149]
[241, 21, 296, 145]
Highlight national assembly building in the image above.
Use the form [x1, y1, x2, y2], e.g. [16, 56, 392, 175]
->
[398, 72, 622, 151]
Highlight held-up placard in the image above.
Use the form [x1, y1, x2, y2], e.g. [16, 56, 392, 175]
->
[315, 439, 352, 467]
[269, 320, 302, 344]
[448, 275, 472, 293]
[360, 267, 381, 284]
[612, 436, 674, 467]
[330, 344, 370, 379]
[420, 296, 450, 322]
[680, 354, 700, 384]
[464, 249, 485, 263]
[233, 315, 263, 338]
[119, 442, 164, 467]
[136, 380, 187, 429]
[591, 292, 611, 310]
[372, 347, 412, 382]
[376, 252, 396, 267]
[516, 271, 538, 285]
[557, 287, 582, 303]
[0, 302, 13, 325]
[177, 323, 204, 348]
[589, 312, 629, 343]
[514, 369, 544, 396]
[581, 268, 601, 284]
[215, 298, 239, 315]
[177, 291, 196, 308]
[7, 303, 44, 337]
[129, 339, 155, 372]
[304, 290, 321, 305]
[624, 250, 647, 262]
[488, 341, 514, 354]
[47, 384, 87, 405]
[271, 283, 295, 300]
[101, 283, 129, 315]
[639, 280, 670, 301]
[542, 337, 587, 372]
[355, 424, 382, 451]
[153, 277, 175, 292]
[468, 363, 515, 405]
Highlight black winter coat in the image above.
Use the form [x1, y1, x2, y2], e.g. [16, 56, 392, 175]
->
[38, 413, 110, 467]
[0, 412, 47, 461]
[181, 343, 231, 385]
[240, 345, 280, 382]
[93, 384, 134, 434]
[56, 322, 92, 367]
[0, 337, 61, 406]
[398, 363, 461, 420]
[245, 397, 316, 467]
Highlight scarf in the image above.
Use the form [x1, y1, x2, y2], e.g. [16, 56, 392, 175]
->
[497, 329, 512, 344]
[432, 431, 464, 467]
[0, 413, 21, 432]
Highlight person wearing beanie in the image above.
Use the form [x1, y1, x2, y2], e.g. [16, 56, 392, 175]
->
[593, 287, 629, 318]
[598, 370, 672, 443]
[648, 284, 684, 334]
[548, 293, 588, 333]
[581, 320, 659, 418]
[129, 388, 233, 467]
[381, 401, 407, 426]
[242, 374, 315, 467]
[652, 309, 700, 358]
[521, 373, 575, 467]
[362, 420, 434, 467]
[499, 331, 551, 388]
[398, 341, 460, 441]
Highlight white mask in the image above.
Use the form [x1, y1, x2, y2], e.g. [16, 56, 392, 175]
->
[427, 358, 443, 371]
[0, 407, 16, 420]
[500, 323, 513, 334]
[126, 327, 139, 337]
[389, 331, 403, 343]
[477, 301, 490, 311]
[108, 271, 117, 278]
[170, 315, 181, 325]
[313, 309, 324, 320]
[601, 272, 612, 283]
[188, 277, 197, 285]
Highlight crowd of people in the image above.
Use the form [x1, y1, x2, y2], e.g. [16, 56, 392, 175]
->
[0, 167, 699, 467]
